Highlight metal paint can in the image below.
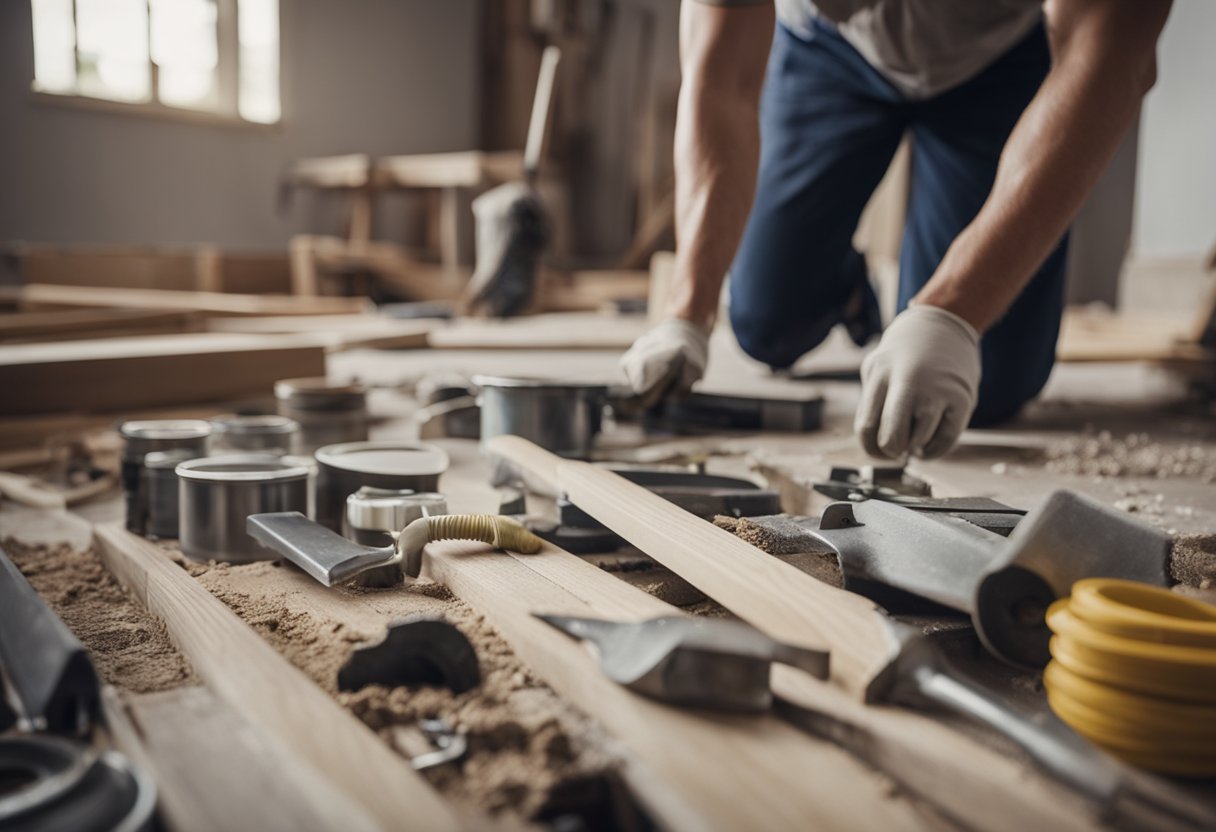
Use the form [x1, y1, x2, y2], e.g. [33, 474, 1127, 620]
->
[343, 487, 449, 547]
[176, 455, 310, 563]
[274, 377, 369, 455]
[314, 441, 449, 531]
[119, 420, 212, 535]
[210, 414, 300, 455]
[142, 450, 194, 539]
[473, 376, 607, 460]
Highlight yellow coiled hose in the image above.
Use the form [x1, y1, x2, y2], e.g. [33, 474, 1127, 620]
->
[1044, 578, 1216, 777]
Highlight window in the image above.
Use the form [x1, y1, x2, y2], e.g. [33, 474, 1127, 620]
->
[30, 0, 280, 124]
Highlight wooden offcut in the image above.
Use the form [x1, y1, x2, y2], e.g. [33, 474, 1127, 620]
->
[93, 526, 462, 832]
[0, 333, 325, 416]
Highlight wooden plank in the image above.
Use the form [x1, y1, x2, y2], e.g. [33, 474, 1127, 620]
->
[0, 333, 325, 416]
[1057, 307, 1214, 364]
[206, 315, 432, 351]
[374, 150, 523, 189]
[16, 283, 369, 317]
[10, 244, 204, 292]
[93, 525, 462, 832]
[438, 438, 1098, 832]
[0, 308, 199, 342]
[101, 686, 378, 832]
[558, 457, 897, 698]
[285, 153, 373, 189]
[429, 312, 648, 351]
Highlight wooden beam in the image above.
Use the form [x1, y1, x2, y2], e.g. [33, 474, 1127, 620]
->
[101, 686, 378, 832]
[560, 459, 896, 698]
[93, 525, 462, 832]
[206, 315, 432, 351]
[16, 283, 369, 317]
[0, 333, 326, 416]
[374, 150, 524, 189]
[0, 308, 199, 343]
[428, 312, 648, 351]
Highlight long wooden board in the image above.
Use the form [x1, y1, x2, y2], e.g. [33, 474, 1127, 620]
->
[13, 283, 369, 317]
[441, 438, 1098, 832]
[101, 686, 377, 832]
[487, 436, 897, 698]
[0, 333, 325, 416]
[93, 525, 461, 832]
[0, 308, 199, 342]
[207, 314, 432, 351]
[428, 312, 649, 351]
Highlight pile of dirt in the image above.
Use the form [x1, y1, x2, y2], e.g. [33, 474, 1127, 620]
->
[2, 538, 195, 693]
[1171, 534, 1216, 589]
[195, 562, 621, 825]
[1045, 431, 1216, 481]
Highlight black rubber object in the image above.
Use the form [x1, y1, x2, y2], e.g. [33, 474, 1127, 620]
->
[337, 617, 481, 694]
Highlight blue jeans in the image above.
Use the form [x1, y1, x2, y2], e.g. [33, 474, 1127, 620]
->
[729, 20, 1068, 426]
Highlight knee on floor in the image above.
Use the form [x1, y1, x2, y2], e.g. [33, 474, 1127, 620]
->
[729, 304, 830, 370]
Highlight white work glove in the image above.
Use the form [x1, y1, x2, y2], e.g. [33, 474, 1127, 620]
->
[619, 319, 711, 406]
[855, 304, 981, 460]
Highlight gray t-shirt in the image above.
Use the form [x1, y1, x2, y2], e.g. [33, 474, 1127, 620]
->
[706, 0, 1044, 98]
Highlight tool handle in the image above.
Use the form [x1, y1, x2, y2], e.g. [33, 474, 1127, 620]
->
[523, 45, 561, 181]
[901, 657, 1216, 832]
[246, 512, 394, 587]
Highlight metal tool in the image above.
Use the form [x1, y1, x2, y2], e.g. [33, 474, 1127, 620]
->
[639, 390, 824, 433]
[341, 489, 448, 586]
[338, 617, 480, 694]
[177, 455, 310, 563]
[536, 614, 830, 711]
[537, 468, 784, 553]
[799, 491, 1170, 668]
[275, 377, 369, 455]
[119, 419, 211, 535]
[813, 464, 932, 503]
[248, 511, 543, 587]
[314, 441, 449, 531]
[409, 719, 468, 771]
[0, 736, 156, 832]
[0, 545, 100, 734]
[209, 414, 299, 455]
[474, 375, 608, 460]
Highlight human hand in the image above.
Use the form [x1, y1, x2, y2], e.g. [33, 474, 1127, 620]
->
[854, 305, 981, 459]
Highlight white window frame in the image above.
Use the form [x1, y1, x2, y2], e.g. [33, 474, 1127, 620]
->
[30, 0, 280, 129]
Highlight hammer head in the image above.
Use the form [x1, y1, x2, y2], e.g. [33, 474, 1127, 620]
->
[535, 614, 829, 712]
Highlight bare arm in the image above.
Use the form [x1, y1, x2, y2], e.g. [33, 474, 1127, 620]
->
[666, 1, 775, 326]
[915, 0, 1172, 331]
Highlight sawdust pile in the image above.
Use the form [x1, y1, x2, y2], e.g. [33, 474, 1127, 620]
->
[1171, 534, 1216, 590]
[2, 538, 196, 693]
[713, 516, 844, 588]
[1045, 431, 1216, 481]
[194, 562, 621, 824]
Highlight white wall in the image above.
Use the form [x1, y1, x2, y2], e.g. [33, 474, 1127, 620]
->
[0, 0, 479, 250]
[1133, 0, 1216, 259]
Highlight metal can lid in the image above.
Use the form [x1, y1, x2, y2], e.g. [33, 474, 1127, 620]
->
[143, 449, 198, 470]
[471, 375, 608, 392]
[211, 414, 300, 436]
[274, 377, 367, 409]
[315, 441, 449, 477]
[119, 419, 213, 441]
[176, 454, 310, 483]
